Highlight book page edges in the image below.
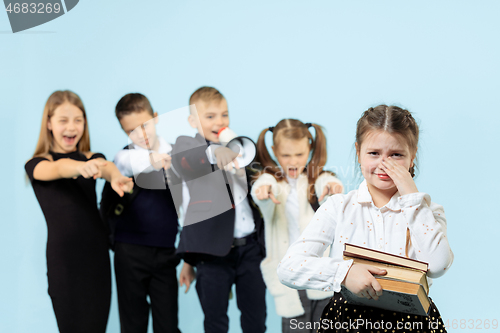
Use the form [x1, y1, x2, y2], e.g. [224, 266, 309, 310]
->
[343, 244, 428, 272]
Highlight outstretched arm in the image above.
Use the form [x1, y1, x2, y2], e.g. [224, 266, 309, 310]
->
[32, 156, 107, 181]
[114, 149, 172, 177]
[97, 158, 133, 197]
[315, 172, 344, 204]
[170, 136, 213, 180]
[251, 173, 281, 214]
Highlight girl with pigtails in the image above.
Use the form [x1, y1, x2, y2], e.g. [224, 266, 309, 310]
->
[251, 119, 344, 333]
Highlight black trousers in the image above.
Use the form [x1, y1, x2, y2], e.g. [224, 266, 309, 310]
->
[114, 242, 181, 333]
[195, 236, 267, 333]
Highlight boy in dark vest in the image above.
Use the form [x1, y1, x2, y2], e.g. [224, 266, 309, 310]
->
[112, 93, 193, 333]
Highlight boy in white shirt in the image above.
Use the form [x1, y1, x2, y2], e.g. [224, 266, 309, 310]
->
[170, 87, 266, 333]
[112, 93, 192, 333]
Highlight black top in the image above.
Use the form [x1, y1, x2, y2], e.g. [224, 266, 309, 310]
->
[113, 160, 180, 248]
[25, 150, 109, 247]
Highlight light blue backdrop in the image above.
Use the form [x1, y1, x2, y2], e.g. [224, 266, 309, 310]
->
[1, 1, 499, 332]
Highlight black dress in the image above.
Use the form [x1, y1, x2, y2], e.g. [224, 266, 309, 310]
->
[25, 151, 111, 333]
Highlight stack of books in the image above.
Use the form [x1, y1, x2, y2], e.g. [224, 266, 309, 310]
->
[341, 243, 430, 316]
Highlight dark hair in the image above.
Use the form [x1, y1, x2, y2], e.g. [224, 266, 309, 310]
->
[255, 119, 329, 203]
[115, 93, 154, 120]
[356, 105, 419, 177]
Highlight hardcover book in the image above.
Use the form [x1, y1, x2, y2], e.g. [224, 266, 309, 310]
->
[341, 243, 431, 316]
[343, 243, 428, 272]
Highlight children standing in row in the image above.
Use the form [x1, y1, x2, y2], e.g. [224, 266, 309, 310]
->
[25, 90, 133, 333]
[277, 105, 453, 333]
[251, 119, 344, 333]
[26, 90, 453, 333]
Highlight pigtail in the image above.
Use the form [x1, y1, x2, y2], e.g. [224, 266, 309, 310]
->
[305, 123, 328, 203]
[409, 166, 416, 178]
[254, 127, 281, 182]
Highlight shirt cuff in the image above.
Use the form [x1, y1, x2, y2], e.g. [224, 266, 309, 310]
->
[398, 192, 428, 208]
[329, 259, 353, 293]
[205, 144, 222, 164]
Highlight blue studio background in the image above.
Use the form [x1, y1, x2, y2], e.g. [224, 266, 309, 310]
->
[1, 1, 499, 332]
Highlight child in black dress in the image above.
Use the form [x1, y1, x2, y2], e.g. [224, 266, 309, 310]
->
[25, 90, 133, 333]
[278, 105, 453, 333]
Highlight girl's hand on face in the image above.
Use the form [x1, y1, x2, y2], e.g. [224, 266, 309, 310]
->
[381, 157, 418, 196]
[318, 181, 343, 202]
[342, 263, 386, 300]
[111, 175, 134, 197]
[255, 185, 280, 204]
[77, 159, 107, 179]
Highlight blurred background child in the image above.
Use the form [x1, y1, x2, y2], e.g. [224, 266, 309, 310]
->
[171, 87, 266, 333]
[25, 90, 133, 333]
[252, 119, 343, 333]
[112, 93, 190, 333]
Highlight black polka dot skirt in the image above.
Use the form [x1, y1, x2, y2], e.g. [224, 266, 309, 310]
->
[316, 292, 447, 333]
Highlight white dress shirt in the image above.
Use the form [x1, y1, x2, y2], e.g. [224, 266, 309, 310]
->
[114, 137, 191, 225]
[277, 179, 453, 293]
[205, 144, 255, 238]
[285, 175, 300, 244]
[114, 136, 172, 177]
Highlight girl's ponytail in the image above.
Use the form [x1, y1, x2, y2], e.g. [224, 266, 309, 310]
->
[305, 123, 329, 202]
[254, 127, 280, 181]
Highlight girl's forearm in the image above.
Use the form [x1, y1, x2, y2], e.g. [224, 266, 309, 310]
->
[100, 161, 122, 182]
[401, 193, 453, 277]
[54, 158, 84, 179]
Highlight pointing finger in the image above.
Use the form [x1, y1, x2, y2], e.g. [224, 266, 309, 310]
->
[80, 169, 89, 178]
[269, 192, 281, 205]
[332, 183, 343, 194]
[318, 184, 329, 202]
[89, 164, 99, 175]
